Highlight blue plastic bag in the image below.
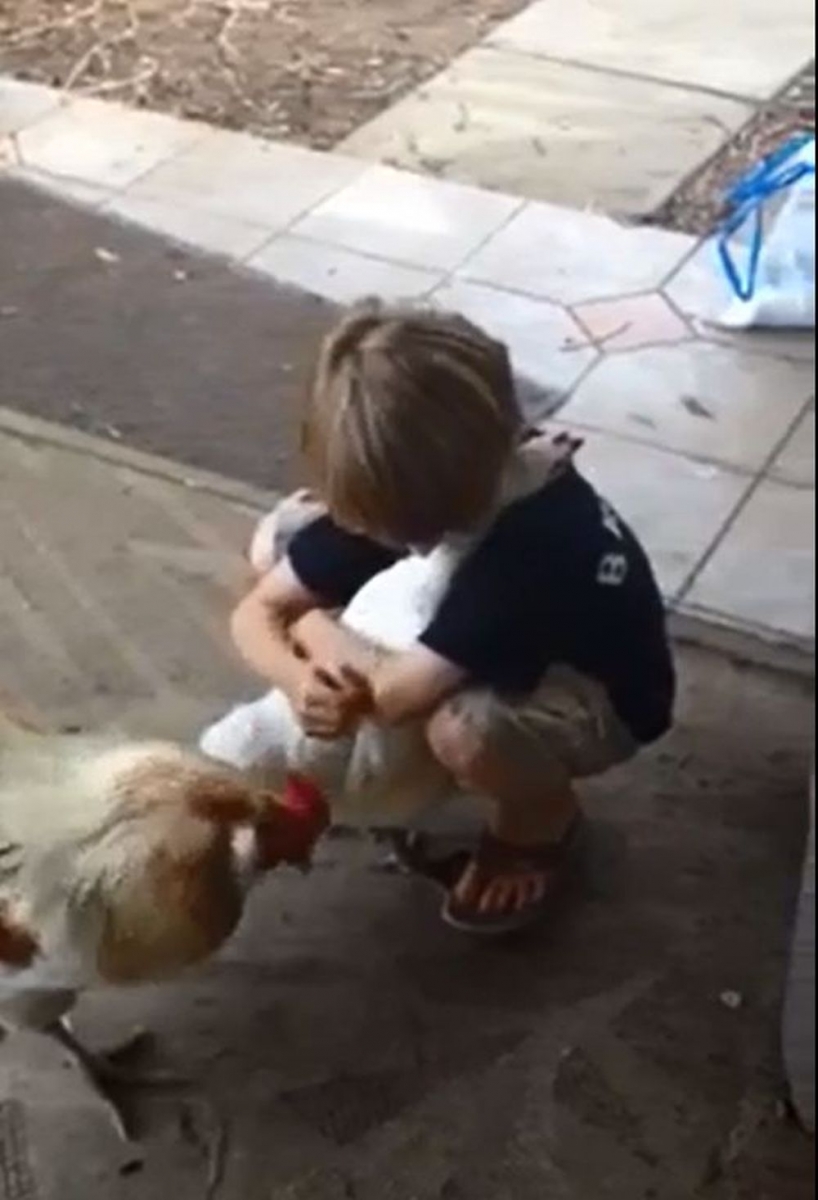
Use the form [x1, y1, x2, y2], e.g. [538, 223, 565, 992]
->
[717, 134, 815, 328]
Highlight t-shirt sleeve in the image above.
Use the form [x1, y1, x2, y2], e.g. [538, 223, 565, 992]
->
[420, 516, 556, 688]
[287, 515, 400, 608]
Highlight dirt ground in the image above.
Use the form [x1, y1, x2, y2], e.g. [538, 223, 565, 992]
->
[653, 61, 816, 236]
[0, 0, 527, 148]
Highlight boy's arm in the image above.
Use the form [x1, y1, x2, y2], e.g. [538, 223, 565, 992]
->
[232, 564, 372, 738]
[370, 646, 467, 723]
[291, 609, 384, 677]
[230, 560, 316, 698]
[292, 611, 467, 725]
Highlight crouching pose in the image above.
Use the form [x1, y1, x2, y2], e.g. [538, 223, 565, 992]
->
[203, 303, 676, 935]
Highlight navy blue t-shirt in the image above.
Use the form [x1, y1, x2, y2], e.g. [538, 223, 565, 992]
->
[288, 467, 675, 744]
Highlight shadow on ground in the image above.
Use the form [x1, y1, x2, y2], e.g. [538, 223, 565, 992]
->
[1, 649, 811, 1200]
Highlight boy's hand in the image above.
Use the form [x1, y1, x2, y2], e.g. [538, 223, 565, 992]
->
[292, 661, 372, 739]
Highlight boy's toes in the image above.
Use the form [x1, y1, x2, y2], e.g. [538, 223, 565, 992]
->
[442, 822, 582, 936]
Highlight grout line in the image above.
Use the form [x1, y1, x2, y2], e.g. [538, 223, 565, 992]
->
[219, 158, 373, 258]
[660, 279, 818, 365]
[657, 236, 707, 290]
[567, 296, 696, 350]
[548, 413, 764, 484]
[28, 91, 367, 235]
[479, 41, 777, 107]
[243, 184, 527, 281]
[550, 350, 602, 408]
[660, 285, 702, 332]
[0, 89, 72, 139]
[673, 394, 817, 603]
[12, 96, 212, 190]
[246, 226, 455, 276]
[670, 472, 760, 605]
[757, 392, 817, 479]
[457, 268, 698, 310]
[0, 407, 276, 511]
[441, 194, 528, 276]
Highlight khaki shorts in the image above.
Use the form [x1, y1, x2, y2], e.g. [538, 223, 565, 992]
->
[445, 666, 638, 787]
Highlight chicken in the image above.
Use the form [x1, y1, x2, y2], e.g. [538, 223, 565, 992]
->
[201, 434, 579, 829]
[203, 544, 458, 828]
[0, 702, 328, 1137]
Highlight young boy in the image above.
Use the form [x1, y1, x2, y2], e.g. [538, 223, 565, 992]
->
[231, 302, 675, 935]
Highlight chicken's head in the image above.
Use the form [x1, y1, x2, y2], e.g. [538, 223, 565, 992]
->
[166, 758, 331, 870]
[77, 746, 330, 984]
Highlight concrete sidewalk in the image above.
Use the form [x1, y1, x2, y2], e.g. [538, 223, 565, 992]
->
[340, 0, 813, 214]
[0, 121, 814, 671]
[0, 410, 814, 1200]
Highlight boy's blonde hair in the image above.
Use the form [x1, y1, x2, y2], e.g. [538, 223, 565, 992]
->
[304, 302, 521, 544]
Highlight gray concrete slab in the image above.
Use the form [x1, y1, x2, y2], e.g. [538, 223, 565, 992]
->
[340, 47, 751, 215]
[488, 0, 814, 100]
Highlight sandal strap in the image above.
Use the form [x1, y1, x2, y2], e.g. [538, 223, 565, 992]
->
[476, 817, 583, 875]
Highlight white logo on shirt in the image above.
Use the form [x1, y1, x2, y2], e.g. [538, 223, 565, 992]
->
[600, 500, 625, 541]
[597, 499, 629, 586]
[597, 552, 629, 587]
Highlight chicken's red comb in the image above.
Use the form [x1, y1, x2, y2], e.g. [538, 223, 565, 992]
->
[281, 774, 331, 833]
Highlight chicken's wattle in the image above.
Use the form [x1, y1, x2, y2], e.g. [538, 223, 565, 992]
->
[256, 773, 331, 868]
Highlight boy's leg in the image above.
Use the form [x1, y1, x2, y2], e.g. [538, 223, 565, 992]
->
[426, 666, 636, 929]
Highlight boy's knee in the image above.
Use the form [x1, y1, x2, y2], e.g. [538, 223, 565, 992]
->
[426, 698, 490, 785]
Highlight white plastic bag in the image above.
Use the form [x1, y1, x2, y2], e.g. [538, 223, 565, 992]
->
[717, 135, 815, 329]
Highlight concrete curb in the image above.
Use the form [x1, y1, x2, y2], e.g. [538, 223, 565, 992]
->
[0, 405, 276, 512]
[0, 406, 813, 679]
[669, 606, 815, 680]
[784, 771, 815, 1133]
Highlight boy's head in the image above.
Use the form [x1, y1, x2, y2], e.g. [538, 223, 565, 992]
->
[304, 301, 522, 546]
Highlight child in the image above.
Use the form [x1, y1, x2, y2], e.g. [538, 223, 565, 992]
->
[226, 302, 676, 935]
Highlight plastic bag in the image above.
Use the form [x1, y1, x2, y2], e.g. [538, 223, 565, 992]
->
[717, 134, 815, 329]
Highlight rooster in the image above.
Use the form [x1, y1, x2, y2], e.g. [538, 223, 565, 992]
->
[0, 698, 328, 1137]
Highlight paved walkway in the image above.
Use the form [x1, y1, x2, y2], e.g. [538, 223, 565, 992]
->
[0, 411, 813, 1199]
[0, 409, 259, 736]
[341, 0, 814, 214]
[1, 76, 814, 668]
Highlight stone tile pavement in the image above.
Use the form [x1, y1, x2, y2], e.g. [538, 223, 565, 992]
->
[1, 76, 812, 667]
[340, 0, 814, 214]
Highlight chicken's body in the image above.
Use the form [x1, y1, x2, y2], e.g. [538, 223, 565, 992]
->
[202, 544, 458, 827]
[0, 710, 327, 1135]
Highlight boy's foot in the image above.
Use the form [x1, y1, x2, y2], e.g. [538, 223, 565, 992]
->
[442, 819, 583, 937]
